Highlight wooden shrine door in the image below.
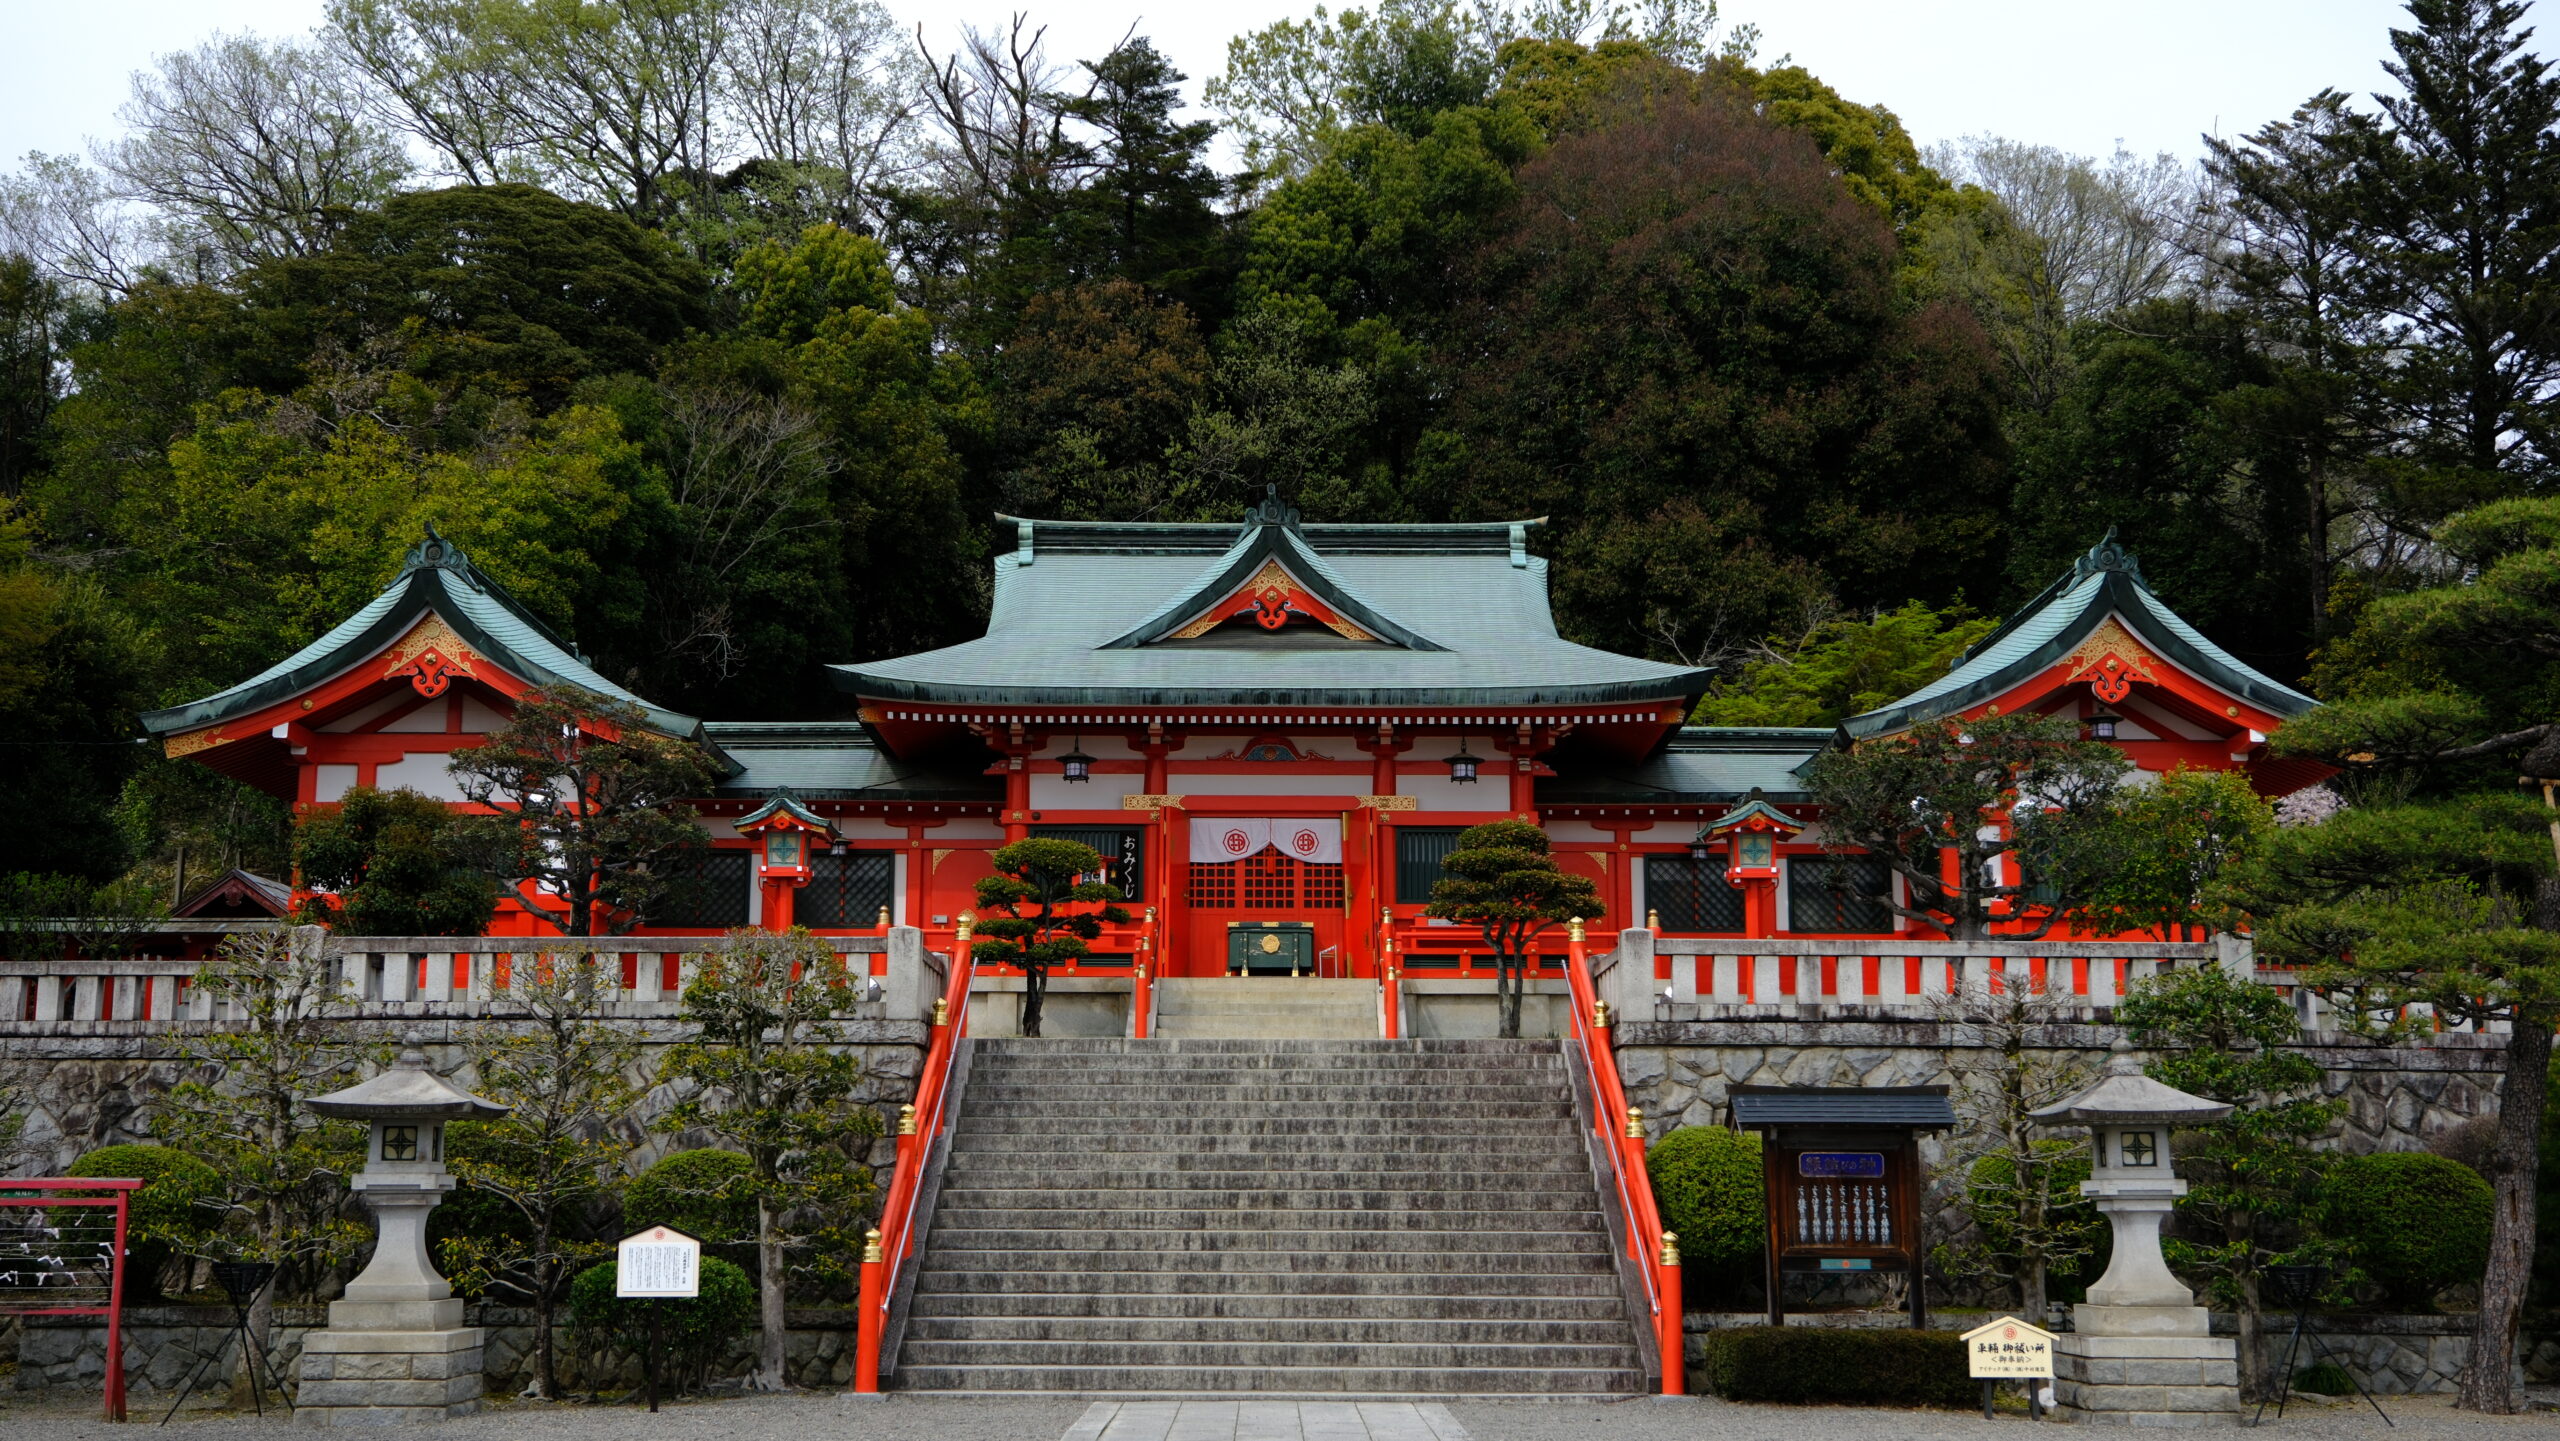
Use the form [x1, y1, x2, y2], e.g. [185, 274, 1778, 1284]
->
[1181, 850, 1348, 976]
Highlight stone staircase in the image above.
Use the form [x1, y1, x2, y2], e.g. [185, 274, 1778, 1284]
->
[896, 1036, 1643, 1397]
[1151, 977, 1378, 1039]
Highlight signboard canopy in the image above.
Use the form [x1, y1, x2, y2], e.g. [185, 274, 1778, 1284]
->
[1963, 1316, 2057, 1379]
[616, 1226, 702, 1299]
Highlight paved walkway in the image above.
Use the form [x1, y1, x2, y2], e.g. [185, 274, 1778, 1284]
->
[1063, 1401, 1471, 1441]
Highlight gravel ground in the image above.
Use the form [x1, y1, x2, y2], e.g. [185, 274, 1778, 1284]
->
[2, 1388, 2556, 1441]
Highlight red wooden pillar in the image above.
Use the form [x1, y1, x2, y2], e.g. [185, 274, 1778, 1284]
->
[1002, 754, 1030, 842]
[761, 877, 795, 932]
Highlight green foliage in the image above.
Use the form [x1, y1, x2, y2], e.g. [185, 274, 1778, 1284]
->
[0, 871, 167, 963]
[1424, 820, 1601, 1037]
[2317, 1153, 2495, 1309]
[625, 1149, 760, 1252]
[1966, 1147, 2109, 1302]
[1644, 1126, 1762, 1273]
[567, 1255, 756, 1395]
[1694, 602, 1995, 728]
[2295, 1359, 2357, 1396]
[2119, 964, 2341, 1397]
[2065, 768, 2276, 938]
[63, 1144, 222, 1300]
[150, 929, 375, 1294]
[656, 928, 882, 1386]
[1700, 1325, 1973, 1406]
[1808, 713, 2129, 940]
[972, 837, 1132, 1039]
[450, 685, 719, 937]
[292, 786, 500, 936]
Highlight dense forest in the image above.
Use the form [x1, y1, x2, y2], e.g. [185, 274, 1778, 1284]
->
[0, 0, 2553, 898]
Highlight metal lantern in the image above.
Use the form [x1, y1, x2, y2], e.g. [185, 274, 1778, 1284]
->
[1687, 826, 1714, 862]
[1447, 743, 1481, 784]
[1060, 741, 1094, 783]
[2089, 711, 2121, 741]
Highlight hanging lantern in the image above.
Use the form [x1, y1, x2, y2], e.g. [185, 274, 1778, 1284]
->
[1687, 826, 1714, 862]
[2089, 711, 2121, 741]
[1447, 742, 1482, 784]
[1060, 738, 1094, 783]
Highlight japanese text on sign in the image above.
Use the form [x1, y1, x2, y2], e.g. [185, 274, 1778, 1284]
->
[616, 1226, 701, 1299]
[1796, 1151, 1886, 1179]
[1962, 1317, 2056, 1378]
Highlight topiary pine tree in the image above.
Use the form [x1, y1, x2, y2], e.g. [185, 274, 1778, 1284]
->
[970, 837, 1131, 1039]
[1424, 820, 1601, 1039]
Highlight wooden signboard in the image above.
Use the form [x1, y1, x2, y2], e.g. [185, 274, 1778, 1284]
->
[1728, 1086, 1956, 1331]
[616, 1225, 701, 1299]
[1964, 1315, 2057, 1421]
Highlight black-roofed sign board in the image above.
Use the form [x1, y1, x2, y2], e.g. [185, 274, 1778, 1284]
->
[1729, 1085, 1955, 1331]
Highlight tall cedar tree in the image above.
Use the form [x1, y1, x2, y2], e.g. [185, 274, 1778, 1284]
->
[1806, 714, 2129, 940]
[1424, 820, 1601, 1039]
[448, 685, 721, 936]
[658, 928, 882, 1392]
[290, 784, 501, 935]
[1056, 39, 1228, 312]
[971, 837, 1131, 1038]
[2348, 0, 2560, 508]
[2227, 495, 2560, 1413]
[2117, 967, 2341, 1403]
[442, 957, 641, 1400]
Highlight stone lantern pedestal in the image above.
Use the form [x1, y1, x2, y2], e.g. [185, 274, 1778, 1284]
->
[2031, 1040, 2242, 1428]
[296, 1034, 510, 1426]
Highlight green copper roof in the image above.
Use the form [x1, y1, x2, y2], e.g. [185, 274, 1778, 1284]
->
[141, 527, 731, 769]
[1836, 532, 2317, 742]
[835, 507, 1710, 709]
[703, 723, 999, 803]
[1538, 728, 1830, 805]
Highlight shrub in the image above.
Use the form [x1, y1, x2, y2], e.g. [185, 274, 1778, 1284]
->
[1647, 1126, 1764, 1274]
[1965, 1145, 2110, 1303]
[2295, 1359, 2355, 1396]
[63, 1144, 222, 1300]
[568, 1255, 756, 1395]
[2318, 1152, 2493, 1309]
[1701, 1326, 1974, 1406]
[624, 1149, 758, 1254]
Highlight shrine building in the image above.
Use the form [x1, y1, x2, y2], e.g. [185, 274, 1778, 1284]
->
[139, 496, 2320, 983]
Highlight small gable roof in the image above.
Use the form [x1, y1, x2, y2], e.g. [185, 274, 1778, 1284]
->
[174, 868, 293, 918]
[835, 506, 1710, 710]
[1837, 531, 2316, 742]
[141, 528, 727, 766]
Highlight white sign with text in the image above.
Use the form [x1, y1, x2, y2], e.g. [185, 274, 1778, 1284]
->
[616, 1225, 702, 1299]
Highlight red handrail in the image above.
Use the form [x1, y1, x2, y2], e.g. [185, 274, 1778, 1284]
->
[854, 915, 975, 1392]
[1563, 920, 1683, 1396]
[1133, 907, 1155, 1039]
[1378, 907, 1401, 1039]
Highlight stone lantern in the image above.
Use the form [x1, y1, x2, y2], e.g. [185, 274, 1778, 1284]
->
[2029, 1038, 2239, 1427]
[297, 1031, 509, 1426]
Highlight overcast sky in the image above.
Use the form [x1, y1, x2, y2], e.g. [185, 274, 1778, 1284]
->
[0, 0, 2537, 174]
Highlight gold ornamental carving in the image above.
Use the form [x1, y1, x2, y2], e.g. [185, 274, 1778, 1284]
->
[2064, 615, 2159, 705]
[1164, 560, 1378, 643]
[1357, 794, 1418, 810]
[1122, 793, 1185, 810]
[380, 612, 482, 698]
[164, 727, 229, 758]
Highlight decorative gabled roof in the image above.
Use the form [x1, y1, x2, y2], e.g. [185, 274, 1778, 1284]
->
[1837, 531, 2317, 742]
[1103, 490, 1444, 650]
[834, 508, 1712, 710]
[1728, 1085, 1957, 1130]
[735, 786, 832, 833]
[173, 868, 293, 918]
[141, 527, 731, 767]
[1705, 790, 1803, 837]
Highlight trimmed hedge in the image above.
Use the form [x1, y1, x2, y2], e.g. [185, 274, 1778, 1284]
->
[1701, 1326, 1975, 1407]
[568, 1255, 756, 1394]
[1647, 1126, 1764, 1271]
[2318, 1152, 2493, 1308]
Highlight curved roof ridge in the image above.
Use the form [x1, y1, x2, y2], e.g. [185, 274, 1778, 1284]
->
[1097, 491, 1446, 652]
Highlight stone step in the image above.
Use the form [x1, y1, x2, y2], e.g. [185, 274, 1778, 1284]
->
[890, 1363, 1640, 1395]
[897, 1339, 1637, 1371]
[963, 1082, 1568, 1102]
[971, 1038, 1558, 1055]
[923, 1227, 1611, 1256]
[931, 1208, 1608, 1234]
[910, 1269, 1625, 1298]
[941, 1155, 1591, 1179]
[918, 1249, 1615, 1276]
[901, 1315, 1638, 1346]
[905, 1292, 1629, 1322]
[953, 1117, 1575, 1137]
[967, 1054, 1567, 1073]
[934, 1188, 1595, 1212]
[946, 1132, 1579, 1156]
[959, 1099, 1573, 1120]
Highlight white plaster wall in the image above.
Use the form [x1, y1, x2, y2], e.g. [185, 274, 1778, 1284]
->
[375, 751, 469, 800]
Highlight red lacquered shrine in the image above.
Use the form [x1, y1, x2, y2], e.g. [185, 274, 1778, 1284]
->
[141, 504, 2321, 969]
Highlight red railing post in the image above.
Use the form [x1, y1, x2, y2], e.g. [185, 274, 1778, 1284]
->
[1378, 908, 1400, 1039]
[105, 1188, 128, 1422]
[1564, 919, 1683, 1397]
[853, 1227, 886, 1392]
[1133, 907, 1154, 1039]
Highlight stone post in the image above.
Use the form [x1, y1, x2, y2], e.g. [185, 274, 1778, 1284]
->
[2031, 1040, 2242, 1427]
[296, 1032, 510, 1425]
[1594, 927, 1655, 1023]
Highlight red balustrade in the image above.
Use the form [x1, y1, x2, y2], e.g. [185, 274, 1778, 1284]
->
[853, 915, 976, 1394]
[1563, 920, 1683, 1396]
